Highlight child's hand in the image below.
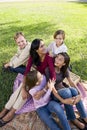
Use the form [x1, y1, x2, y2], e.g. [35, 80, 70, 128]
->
[4, 63, 10, 68]
[47, 79, 55, 91]
[62, 97, 75, 105]
[72, 95, 81, 105]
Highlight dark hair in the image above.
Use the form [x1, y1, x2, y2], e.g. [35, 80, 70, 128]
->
[30, 38, 43, 66]
[53, 30, 65, 40]
[14, 32, 24, 41]
[25, 70, 38, 90]
[56, 52, 70, 77]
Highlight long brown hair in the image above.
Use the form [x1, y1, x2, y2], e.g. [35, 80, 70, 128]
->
[56, 52, 70, 77]
[30, 38, 43, 66]
[25, 70, 38, 90]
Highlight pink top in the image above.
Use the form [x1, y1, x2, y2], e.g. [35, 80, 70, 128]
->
[29, 75, 51, 109]
[24, 53, 56, 80]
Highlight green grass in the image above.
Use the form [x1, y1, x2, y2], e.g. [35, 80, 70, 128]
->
[0, 0, 87, 110]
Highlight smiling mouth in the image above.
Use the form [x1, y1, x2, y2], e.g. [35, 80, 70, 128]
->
[54, 62, 59, 66]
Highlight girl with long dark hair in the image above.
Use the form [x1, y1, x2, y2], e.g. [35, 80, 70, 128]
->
[49, 52, 87, 130]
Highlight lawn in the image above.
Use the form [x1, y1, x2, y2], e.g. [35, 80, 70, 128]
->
[0, 0, 87, 110]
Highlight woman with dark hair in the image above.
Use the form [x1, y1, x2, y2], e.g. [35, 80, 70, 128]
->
[24, 38, 56, 79]
[44, 52, 87, 130]
[21, 39, 72, 130]
[22, 38, 56, 99]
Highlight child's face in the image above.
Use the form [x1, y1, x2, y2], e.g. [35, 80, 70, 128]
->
[54, 54, 65, 68]
[16, 35, 27, 49]
[55, 34, 64, 47]
[36, 72, 43, 85]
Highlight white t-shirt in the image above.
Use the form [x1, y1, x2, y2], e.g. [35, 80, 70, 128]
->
[47, 42, 68, 57]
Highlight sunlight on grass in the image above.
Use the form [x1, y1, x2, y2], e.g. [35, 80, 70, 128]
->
[0, 0, 87, 109]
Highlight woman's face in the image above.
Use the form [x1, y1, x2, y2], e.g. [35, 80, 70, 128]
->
[36, 72, 43, 85]
[36, 41, 47, 55]
[54, 54, 65, 68]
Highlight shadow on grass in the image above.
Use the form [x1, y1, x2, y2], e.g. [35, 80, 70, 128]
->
[0, 21, 56, 46]
[0, 68, 17, 110]
[0, 19, 87, 110]
[0, 20, 20, 26]
[0, 20, 56, 110]
[68, 0, 87, 6]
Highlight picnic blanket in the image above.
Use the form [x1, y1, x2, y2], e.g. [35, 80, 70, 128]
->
[0, 72, 87, 130]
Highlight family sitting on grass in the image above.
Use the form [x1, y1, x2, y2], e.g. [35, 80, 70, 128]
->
[0, 31, 87, 130]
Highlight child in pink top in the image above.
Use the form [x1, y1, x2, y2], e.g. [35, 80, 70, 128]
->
[0, 70, 52, 127]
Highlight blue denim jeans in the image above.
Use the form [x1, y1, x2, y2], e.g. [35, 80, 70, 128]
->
[37, 101, 71, 130]
[52, 87, 87, 120]
[8, 65, 26, 74]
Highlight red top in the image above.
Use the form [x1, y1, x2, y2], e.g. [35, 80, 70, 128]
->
[24, 53, 56, 80]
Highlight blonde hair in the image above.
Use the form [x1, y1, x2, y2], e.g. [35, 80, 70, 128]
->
[14, 32, 24, 41]
[53, 30, 65, 40]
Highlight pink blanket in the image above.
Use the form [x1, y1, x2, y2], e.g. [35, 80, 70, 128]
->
[13, 73, 87, 113]
[77, 82, 87, 111]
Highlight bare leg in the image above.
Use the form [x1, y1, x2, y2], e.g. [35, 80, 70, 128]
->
[2, 108, 16, 122]
[0, 108, 9, 118]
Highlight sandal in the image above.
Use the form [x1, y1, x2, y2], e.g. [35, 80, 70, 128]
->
[0, 116, 4, 120]
[78, 118, 87, 125]
[72, 119, 87, 130]
[0, 118, 11, 127]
